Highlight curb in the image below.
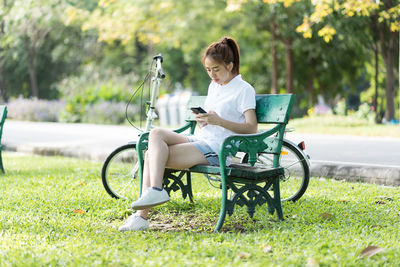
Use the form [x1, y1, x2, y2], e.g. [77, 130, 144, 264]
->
[311, 161, 400, 186]
[4, 143, 109, 162]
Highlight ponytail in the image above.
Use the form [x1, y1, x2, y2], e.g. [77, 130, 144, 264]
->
[202, 37, 240, 75]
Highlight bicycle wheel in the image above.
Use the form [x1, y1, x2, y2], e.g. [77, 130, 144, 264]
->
[242, 140, 310, 202]
[101, 143, 141, 200]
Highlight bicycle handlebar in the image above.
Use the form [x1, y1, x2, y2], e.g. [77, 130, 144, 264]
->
[153, 54, 166, 79]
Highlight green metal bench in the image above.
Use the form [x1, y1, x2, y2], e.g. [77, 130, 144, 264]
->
[0, 105, 7, 173]
[137, 94, 295, 232]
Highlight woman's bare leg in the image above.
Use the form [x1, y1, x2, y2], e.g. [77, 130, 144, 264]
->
[136, 128, 208, 219]
[146, 128, 201, 188]
[137, 152, 151, 219]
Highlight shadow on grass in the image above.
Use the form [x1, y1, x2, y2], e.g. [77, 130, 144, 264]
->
[110, 193, 399, 234]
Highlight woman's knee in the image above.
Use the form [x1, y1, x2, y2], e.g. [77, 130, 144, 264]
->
[149, 127, 166, 140]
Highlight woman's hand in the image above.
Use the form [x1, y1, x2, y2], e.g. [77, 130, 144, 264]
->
[195, 109, 257, 134]
[195, 111, 220, 127]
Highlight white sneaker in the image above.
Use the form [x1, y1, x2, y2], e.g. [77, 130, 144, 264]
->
[131, 188, 170, 210]
[118, 213, 150, 232]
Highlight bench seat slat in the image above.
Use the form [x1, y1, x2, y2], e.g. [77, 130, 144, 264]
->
[166, 163, 284, 181]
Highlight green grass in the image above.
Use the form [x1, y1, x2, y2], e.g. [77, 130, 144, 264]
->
[1, 152, 400, 266]
[287, 115, 400, 137]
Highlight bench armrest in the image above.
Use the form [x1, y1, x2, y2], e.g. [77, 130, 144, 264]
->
[173, 121, 197, 135]
[218, 124, 285, 168]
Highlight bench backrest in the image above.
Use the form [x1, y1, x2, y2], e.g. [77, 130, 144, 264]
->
[186, 94, 294, 124]
[255, 94, 294, 124]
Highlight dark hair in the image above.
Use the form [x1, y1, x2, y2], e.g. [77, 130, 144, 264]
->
[202, 37, 240, 75]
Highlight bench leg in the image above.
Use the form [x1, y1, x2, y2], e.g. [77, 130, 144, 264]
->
[273, 178, 284, 220]
[215, 182, 228, 232]
[0, 152, 4, 174]
[186, 172, 194, 203]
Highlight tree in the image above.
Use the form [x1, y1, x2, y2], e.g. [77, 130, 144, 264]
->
[4, 0, 68, 98]
[296, 0, 399, 121]
[75, 0, 232, 93]
[227, 0, 369, 113]
[0, 0, 10, 102]
[227, 0, 309, 94]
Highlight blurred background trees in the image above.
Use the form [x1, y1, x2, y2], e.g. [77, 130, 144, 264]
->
[0, 0, 399, 123]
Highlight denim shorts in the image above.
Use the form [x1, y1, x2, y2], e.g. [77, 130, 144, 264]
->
[187, 136, 220, 166]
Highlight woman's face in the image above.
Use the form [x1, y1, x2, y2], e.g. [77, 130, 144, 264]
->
[204, 56, 235, 85]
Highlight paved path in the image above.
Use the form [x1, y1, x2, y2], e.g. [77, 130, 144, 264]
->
[284, 132, 400, 167]
[3, 120, 400, 185]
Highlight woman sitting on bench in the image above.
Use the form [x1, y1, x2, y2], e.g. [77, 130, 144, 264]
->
[119, 36, 258, 232]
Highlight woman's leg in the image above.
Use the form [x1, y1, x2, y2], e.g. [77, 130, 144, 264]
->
[121, 128, 208, 230]
[136, 128, 208, 213]
[147, 128, 206, 188]
[137, 152, 151, 219]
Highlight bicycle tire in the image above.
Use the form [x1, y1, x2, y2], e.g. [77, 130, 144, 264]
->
[242, 140, 310, 202]
[101, 143, 141, 200]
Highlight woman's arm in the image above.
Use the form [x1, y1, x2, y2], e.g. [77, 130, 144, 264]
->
[195, 109, 257, 134]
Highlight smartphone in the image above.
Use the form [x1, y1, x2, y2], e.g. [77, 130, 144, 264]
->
[190, 107, 207, 114]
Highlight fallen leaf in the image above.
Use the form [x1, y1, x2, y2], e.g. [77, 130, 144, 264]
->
[306, 258, 319, 267]
[73, 209, 85, 214]
[238, 252, 250, 259]
[263, 244, 272, 253]
[319, 212, 333, 220]
[360, 246, 384, 258]
[338, 199, 349, 203]
[377, 196, 393, 201]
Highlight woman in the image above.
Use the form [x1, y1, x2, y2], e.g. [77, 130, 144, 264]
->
[119, 37, 257, 231]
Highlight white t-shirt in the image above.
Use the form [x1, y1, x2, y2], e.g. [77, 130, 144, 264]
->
[195, 74, 256, 154]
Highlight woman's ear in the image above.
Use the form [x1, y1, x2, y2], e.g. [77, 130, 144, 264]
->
[226, 62, 234, 72]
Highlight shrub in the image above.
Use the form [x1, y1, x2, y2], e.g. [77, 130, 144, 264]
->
[7, 96, 65, 122]
[334, 98, 347, 116]
[81, 101, 139, 125]
[56, 64, 141, 123]
[356, 102, 375, 123]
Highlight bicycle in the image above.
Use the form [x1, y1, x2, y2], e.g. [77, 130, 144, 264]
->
[101, 55, 311, 202]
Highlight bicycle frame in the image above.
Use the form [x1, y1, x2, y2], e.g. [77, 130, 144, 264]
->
[128, 55, 165, 180]
[144, 54, 166, 132]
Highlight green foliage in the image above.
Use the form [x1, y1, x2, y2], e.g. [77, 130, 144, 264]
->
[82, 100, 139, 124]
[0, 0, 398, 121]
[2, 152, 400, 265]
[334, 98, 347, 116]
[57, 65, 139, 123]
[356, 103, 375, 123]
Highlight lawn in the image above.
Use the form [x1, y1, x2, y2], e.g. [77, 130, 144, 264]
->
[1, 152, 400, 266]
[287, 115, 400, 137]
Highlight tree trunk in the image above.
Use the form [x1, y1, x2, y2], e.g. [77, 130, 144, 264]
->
[270, 21, 278, 94]
[306, 58, 317, 107]
[379, 25, 397, 121]
[373, 43, 380, 123]
[0, 0, 7, 102]
[25, 36, 39, 98]
[284, 38, 294, 94]
[0, 62, 6, 103]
